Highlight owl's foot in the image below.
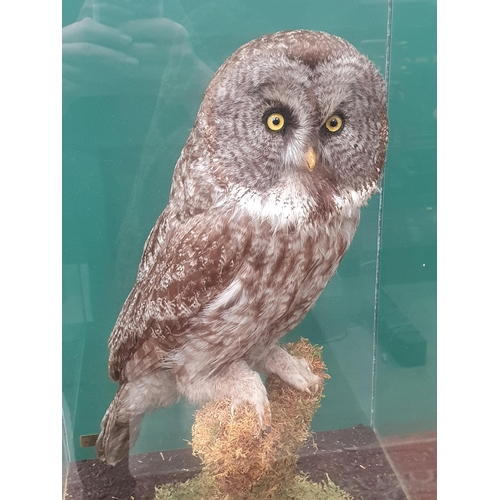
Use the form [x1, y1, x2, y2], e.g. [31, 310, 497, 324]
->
[263, 344, 322, 394]
[228, 376, 270, 424]
[181, 360, 270, 423]
[214, 362, 270, 422]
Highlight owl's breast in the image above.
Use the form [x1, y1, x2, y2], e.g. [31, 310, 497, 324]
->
[185, 212, 359, 370]
[262, 214, 360, 338]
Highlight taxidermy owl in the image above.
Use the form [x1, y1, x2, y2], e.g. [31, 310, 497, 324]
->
[96, 30, 388, 466]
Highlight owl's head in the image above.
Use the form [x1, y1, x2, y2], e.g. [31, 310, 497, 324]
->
[184, 30, 388, 219]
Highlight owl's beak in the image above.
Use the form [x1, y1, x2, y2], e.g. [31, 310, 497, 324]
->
[305, 147, 316, 172]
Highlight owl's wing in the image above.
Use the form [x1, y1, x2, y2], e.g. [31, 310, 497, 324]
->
[108, 207, 248, 383]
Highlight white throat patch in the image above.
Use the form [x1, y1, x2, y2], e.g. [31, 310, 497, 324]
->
[229, 181, 314, 230]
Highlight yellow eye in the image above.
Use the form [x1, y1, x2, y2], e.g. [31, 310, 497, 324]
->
[325, 114, 344, 133]
[266, 113, 285, 131]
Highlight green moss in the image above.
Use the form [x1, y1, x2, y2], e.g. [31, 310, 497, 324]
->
[155, 473, 353, 500]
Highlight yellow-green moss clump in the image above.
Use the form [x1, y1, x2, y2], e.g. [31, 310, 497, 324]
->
[154, 473, 353, 500]
[154, 339, 352, 500]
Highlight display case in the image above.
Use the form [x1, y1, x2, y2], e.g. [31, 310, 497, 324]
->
[62, 0, 436, 498]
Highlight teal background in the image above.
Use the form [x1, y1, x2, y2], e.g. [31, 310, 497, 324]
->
[62, 0, 436, 462]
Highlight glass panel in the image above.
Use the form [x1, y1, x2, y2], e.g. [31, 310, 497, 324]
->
[374, 0, 437, 436]
[374, 0, 437, 496]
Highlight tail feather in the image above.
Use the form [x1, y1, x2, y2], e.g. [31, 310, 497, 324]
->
[96, 385, 144, 466]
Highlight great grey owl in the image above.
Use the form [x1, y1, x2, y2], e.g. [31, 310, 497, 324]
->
[96, 30, 388, 466]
